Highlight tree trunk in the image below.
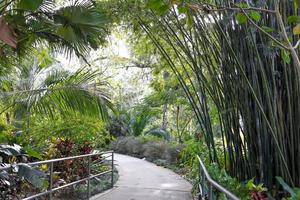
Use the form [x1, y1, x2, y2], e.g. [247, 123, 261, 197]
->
[162, 104, 168, 131]
[5, 112, 10, 124]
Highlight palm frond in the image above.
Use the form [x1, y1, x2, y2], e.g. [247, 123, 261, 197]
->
[0, 0, 110, 65]
[1, 67, 113, 120]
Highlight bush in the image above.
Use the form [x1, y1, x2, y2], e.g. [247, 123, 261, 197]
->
[179, 139, 252, 199]
[19, 115, 111, 152]
[0, 119, 14, 144]
[110, 137, 141, 155]
[142, 141, 167, 161]
[144, 127, 171, 140]
[110, 136, 182, 165]
[0, 144, 47, 199]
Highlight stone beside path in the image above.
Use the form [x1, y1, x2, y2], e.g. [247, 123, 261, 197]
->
[92, 153, 192, 200]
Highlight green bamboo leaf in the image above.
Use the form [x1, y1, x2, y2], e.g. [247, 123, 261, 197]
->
[19, 0, 43, 11]
[236, 13, 247, 24]
[249, 11, 261, 22]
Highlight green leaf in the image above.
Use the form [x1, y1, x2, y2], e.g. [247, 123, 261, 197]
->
[295, 190, 300, 200]
[156, 5, 169, 16]
[261, 26, 274, 33]
[186, 13, 193, 27]
[249, 11, 261, 22]
[23, 146, 43, 160]
[178, 6, 188, 14]
[0, 144, 22, 156]
[245, 178, 255, 190]
[235, 3, 249, 8]
[276, 176, 296, 196]
[281, 49, 291, 64]
[57, 26, 77, 42]
[147, 0, 164, 10]
[147, 0, 169, 15]
[19, 0, 43, 11]
[17, 164, 46, 188]
[287, 15, 300, 23]
[293, 24, 300, 35]
[236, 13, 247, 24]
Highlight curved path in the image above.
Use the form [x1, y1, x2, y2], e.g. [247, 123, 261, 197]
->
[92, 153, 192, 200]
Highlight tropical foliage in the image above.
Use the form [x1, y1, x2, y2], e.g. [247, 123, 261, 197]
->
[1, 0, 300, 199]
[0, 1, 115, 198]
[0, 0, 110, 67]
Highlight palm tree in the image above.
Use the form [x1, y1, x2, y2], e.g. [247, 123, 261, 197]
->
[0, 0, 110, 70]
[0, 57, 113, 131]
[0, 0, 113, 131]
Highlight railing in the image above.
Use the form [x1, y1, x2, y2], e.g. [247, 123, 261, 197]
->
[197, 155, 240, 200]
[0, 150, 115, 200]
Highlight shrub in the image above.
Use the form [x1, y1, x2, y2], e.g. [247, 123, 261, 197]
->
[0, 144, 47, 199]
[110, 136, 143, 156]
[144, 127, 171, 140]
[0, 119, 13, 144]
[41, 138, 114, 199]
[179, 139, 252, 199]
[142, 141, 167, 161]
[110, 136, 182, 165]
[19, 115, 110, 152]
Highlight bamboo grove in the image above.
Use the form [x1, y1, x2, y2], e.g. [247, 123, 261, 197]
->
[131, 0, 300, 189]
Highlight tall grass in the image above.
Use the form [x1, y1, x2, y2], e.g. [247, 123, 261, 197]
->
[133, 0, 300, 189]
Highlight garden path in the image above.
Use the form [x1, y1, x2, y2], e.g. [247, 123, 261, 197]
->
[92, 153, 192, 200]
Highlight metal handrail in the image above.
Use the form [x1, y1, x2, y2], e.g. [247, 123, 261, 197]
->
[197, 155, 240, 200]
[0, 150, 115, 200]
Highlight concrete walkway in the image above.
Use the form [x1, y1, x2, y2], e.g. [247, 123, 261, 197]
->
[92, 153, 192, 200]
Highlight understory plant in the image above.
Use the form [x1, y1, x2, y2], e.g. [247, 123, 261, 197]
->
[19, 115, 111, 152]
[0, 144, 47, 199]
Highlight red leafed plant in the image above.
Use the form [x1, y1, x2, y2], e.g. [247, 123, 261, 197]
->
[246, 178, 268, 200]
[55, 139, 74, 157]
[251, 191, 268, 200]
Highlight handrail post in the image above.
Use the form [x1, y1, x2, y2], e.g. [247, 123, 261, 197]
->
[198, 163, 203, 199]
[87, 156, 91, 200]
[208, 183, 213, 200]
[201, 168, 205, 196]
[49, 162, 53, 200]
[111, 151, 114, 188]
